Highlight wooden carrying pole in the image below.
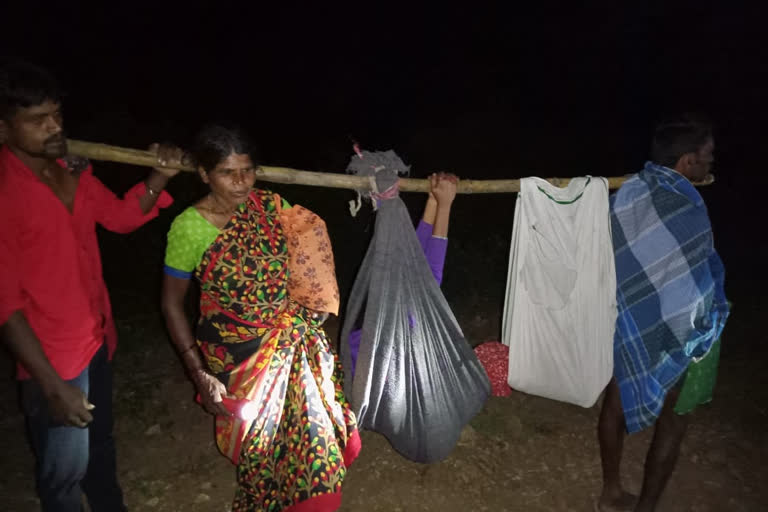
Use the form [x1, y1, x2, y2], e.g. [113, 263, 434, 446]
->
[67, 139, 715, 193]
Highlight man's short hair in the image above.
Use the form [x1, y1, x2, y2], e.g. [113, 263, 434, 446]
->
[0, 59, 62, 121]
[650, 113, 713, 168]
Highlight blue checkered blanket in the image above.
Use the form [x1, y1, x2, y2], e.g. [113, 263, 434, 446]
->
[610, 162, 729, 433]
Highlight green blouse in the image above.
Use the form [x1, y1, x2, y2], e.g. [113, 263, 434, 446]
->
[164, 198, 290, 279]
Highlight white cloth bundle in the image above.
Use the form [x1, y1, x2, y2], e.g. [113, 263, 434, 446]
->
[501, 177, 616, 407]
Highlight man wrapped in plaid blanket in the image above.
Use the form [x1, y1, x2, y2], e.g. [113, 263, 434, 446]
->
[597, 114, 729, 512]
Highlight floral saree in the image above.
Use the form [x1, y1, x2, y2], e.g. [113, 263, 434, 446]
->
[194, 190, 359, 512]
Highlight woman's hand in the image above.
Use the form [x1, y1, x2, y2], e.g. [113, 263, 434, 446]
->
[148, 142, 185, 178]
[191, 369, 232, 416]
[430, 172, 458, 206]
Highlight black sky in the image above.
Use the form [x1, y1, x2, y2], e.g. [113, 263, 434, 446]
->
[3, 2, 767, 273]
[3, 1, 764, 174]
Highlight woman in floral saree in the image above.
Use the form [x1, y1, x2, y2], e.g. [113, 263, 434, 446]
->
[160, 126, 360, 512]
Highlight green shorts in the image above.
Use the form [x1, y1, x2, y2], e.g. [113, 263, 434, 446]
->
[674, 337, 722, 415]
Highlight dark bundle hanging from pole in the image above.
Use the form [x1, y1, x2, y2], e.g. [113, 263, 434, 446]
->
[340, 149, 490, 464]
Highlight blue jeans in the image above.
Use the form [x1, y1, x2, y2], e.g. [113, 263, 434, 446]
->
[21, 344, 126, 512]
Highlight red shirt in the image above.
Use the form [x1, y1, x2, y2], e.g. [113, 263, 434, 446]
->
[0, 145, 172, 380]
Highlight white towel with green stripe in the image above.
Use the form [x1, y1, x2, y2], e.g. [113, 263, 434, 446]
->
[501, 176, 616, 407]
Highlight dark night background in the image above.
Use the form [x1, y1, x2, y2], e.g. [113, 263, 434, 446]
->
[1, 1, 765, 355]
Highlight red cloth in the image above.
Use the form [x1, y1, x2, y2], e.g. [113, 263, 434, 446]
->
[0, 145, 172, 380]
[474, 341, 512, 397]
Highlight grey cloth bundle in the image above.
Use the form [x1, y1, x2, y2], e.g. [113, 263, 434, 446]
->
[340, 150, 490, 463]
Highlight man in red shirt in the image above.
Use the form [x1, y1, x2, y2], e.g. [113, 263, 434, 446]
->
[0, 60, 181, 511]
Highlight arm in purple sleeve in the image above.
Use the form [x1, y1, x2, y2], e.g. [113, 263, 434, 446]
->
[425, 235, 448, 286]
[415, 219, 432, 254]
[416, 220, 448, 286]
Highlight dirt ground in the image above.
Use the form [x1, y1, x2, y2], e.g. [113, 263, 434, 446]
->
[0, 188, 766, 511]
[1, 299, 766, 512]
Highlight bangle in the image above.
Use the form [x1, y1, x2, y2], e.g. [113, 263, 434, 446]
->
[145, 181, 159, 197]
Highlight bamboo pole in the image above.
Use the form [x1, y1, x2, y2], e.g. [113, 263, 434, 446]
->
[66, 139, 715, 193]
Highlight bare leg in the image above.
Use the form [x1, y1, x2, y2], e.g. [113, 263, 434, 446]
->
[634, 388, 688, 512]
[598, 378, 637, 511]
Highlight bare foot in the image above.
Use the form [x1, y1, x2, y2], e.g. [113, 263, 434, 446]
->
[597, 490, 638, 512]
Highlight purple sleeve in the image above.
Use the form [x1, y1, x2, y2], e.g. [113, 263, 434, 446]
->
[347, 329, 362, 379]
[425, 236, 448, 286]
[415, 220, 447, 285]
[415, 220, 432, 253]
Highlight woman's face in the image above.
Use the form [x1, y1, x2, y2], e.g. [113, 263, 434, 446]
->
[200, 153, 258, 205]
